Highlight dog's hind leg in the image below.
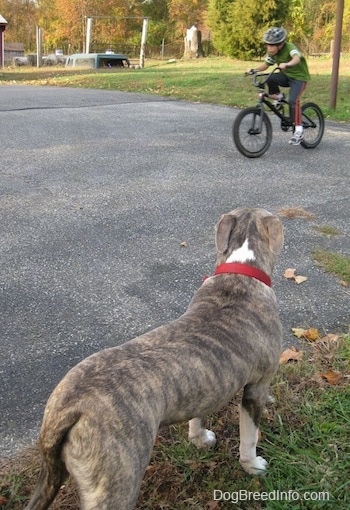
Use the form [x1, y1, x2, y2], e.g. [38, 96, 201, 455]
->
[62, 421, 155, 510]
[239, 383, 269, 476]
[188, 417, 216, 448]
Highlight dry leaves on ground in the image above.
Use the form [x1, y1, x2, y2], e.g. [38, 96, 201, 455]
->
[286, 329, 346, 386]
[280, 346, 304, 364]
[277, 207, 316, 220]
[284, 268, 308, 284]
[318, 369, 343, 385]
[292, 327, 321, 341]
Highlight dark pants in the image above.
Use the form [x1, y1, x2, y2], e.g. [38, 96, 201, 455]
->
[267, 72, 307, 127]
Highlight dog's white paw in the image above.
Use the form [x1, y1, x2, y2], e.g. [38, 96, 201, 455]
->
[240, 456, 268, 476]
[266, 394, 275, 404]
[189, 429, 216, 449]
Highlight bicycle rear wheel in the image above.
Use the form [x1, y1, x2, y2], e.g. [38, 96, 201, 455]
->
[301, 102, 324, 149]
[233, 107, 272, 158]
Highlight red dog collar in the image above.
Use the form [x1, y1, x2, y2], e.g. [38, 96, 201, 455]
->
[211, 263, 271, 287]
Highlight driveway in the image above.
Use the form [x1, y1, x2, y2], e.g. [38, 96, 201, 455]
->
[0, 85, 349, 456]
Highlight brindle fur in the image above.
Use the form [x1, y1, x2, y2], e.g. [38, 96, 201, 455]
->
[25, 207, 284, 510]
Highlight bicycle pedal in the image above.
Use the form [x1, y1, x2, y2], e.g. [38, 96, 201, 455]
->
[273, 101, 284, 111]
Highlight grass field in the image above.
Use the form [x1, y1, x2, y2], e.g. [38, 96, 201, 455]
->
[0, 56, 349, 509]
[1, 57, 350, 123]
[1, 332, 349, 509]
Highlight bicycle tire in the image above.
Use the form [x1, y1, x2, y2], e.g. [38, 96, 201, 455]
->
[300, 102, 324, 149]
[233, 107, 272, 158]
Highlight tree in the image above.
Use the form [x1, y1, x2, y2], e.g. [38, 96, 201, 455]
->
[0, 0, 38, 50]
[206, 0, 234, 55]
[207, 0, 290, 59]
[169, 0, 208, 36]
[1, 0, 349, 56]
[35, 0, 146, 53]
[142, 0, 173, 45]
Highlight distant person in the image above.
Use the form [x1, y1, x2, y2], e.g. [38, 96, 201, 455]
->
[248, 27, 310, 145]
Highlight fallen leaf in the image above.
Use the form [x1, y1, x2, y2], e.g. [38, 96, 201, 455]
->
[207, 502, 220, 510]
[280, 347, 304, 364]
[294, 275, 308, 284]
[292, 327, 320, 341]
[284, 268, 296, 279]
[310, 372, 327, 386]
[318, 370, 342, 385]
[292, 327, 306, 338]
[303, 328, 320, 341]
[180, 241, 188, 247]
[277, 207, 316, 220]
[340, 280, 348, 287]
[145, 464, 157, 474]
[284, 268, 308, 284]
[0, 496, 8, 505]
[320, 333, 340, 344]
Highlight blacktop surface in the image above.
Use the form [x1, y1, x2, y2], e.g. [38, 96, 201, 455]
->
[0, 85, 349, 457]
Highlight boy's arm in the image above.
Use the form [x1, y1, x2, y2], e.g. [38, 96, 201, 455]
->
[279, 54, 301, 70]
[255, 62, 269, 72]
[246, 62, 269, 74]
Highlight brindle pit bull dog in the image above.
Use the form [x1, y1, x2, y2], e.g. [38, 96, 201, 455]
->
[25, 207, 284, 510]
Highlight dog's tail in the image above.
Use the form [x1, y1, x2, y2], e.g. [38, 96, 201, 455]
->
[25, 410, 80, 510]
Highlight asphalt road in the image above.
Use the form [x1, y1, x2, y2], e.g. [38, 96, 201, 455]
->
[0, 85, 349, 457]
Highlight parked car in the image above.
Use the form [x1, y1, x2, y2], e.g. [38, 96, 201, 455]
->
[65, 53, 130, 69]
[44, 53, 66, 65]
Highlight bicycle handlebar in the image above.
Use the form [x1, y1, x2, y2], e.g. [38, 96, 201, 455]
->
[245, 67, 281, 87]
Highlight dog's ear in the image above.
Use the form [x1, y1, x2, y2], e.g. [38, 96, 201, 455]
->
[216, 214, 236, 253]
[262, 216, 284, 255]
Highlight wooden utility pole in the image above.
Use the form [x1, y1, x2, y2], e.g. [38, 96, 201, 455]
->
[0, 15, 8, 68]
[329, 0, 344, 110]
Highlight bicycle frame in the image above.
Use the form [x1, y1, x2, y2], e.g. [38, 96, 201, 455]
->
[250, 69, 293, 133]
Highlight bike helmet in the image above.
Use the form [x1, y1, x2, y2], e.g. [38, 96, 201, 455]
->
[263, 27, 287, 45]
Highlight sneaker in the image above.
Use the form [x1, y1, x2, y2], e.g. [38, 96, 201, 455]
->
[272, 93, 285, 109]
[289, 132, 304, 145]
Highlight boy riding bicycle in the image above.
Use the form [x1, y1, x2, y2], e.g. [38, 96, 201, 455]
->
[248, 27, 310, 145]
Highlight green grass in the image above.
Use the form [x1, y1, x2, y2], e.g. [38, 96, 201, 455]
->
[260, 337, 350, 509]
[1, 57, 349, 123]
[313, 250, 350, 284]
[1, 334, 349, 509]
[313, 225, 343, 237]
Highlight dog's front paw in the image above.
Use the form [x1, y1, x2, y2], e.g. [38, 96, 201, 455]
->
[189, 429, 216, 449]
[240, 456, 268, 476]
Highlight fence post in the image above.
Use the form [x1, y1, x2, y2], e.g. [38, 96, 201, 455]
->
[86, 17, 92, 54]
[330, 0, 344, 110]
[139, 18, 148, 68]
[36, 26, 42, 67]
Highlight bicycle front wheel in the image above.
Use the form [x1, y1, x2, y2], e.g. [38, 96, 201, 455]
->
[233, 107, 272, 158]
[301, 102, 324, 149]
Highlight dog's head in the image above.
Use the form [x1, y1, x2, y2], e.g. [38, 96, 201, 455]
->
[215, 208, 284, 274]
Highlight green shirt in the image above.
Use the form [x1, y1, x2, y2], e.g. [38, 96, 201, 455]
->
[265, 42, 310, 82]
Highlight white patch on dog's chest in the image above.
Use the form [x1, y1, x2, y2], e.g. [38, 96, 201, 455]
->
[227, 239, 256, 263]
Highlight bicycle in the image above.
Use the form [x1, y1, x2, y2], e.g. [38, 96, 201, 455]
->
[232, 68, 325, 158]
